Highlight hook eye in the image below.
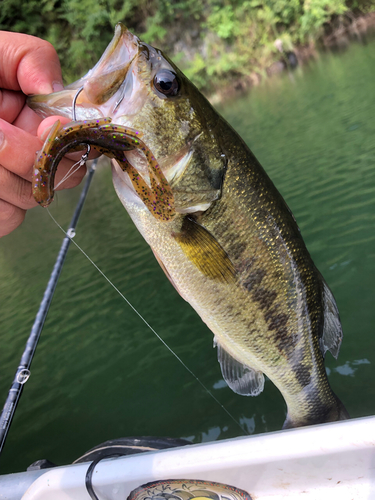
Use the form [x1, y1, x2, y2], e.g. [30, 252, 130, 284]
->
[81, 144, 91, 161]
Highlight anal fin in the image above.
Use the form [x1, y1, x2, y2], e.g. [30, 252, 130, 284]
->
[215, 339, 265, 396]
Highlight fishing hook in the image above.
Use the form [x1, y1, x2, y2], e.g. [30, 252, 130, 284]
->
[72, 86, 84, 121]
[72, 86, 91, 160]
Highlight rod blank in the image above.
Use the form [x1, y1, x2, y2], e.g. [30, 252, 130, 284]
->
[0, 159, 97, 461]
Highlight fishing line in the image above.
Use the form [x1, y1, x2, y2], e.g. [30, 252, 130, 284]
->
[54, 87, 92, 190]
[55, 154, 88, 190]
[46, 208, 249, 436]
[54, 87, 93, 191]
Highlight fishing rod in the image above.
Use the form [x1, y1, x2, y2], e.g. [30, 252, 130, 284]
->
[0, 158, 98, 462]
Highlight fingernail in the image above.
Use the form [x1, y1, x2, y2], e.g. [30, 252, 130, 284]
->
[35, 81, 63, 95]
[37, 83, 54, 95]
[52, 81, 64, 92]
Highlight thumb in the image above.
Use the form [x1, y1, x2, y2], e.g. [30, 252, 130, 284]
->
[37, 116, 72, 142]
[0, 31, 64, 95]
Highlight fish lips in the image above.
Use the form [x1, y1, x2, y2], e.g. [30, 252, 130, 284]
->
[27, 23, 139, 121]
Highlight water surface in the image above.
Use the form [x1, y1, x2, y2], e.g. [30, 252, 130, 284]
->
[0, 39, 374, 473]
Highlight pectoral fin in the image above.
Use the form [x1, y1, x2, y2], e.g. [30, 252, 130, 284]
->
[173, 216, 236, 283]
[215, 340, 265, 396]
[320, 280, 343, 359]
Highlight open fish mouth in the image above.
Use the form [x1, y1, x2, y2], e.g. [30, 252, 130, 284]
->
[28, 24, 180, 221]
[28, 23, 203, 217]
[27, 24, 140, 121]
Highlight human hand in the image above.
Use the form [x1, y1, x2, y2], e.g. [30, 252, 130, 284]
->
[0, 31, 87, 238]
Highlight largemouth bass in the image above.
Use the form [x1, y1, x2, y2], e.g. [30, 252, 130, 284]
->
[28, 23, 349, 428]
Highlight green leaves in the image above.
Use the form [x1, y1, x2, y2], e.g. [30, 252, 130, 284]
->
[207, 5, 236, 39]
[299, 0, 348, 39]
[0, 0, 373, 94]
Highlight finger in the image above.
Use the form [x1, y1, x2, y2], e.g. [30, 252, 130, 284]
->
[0, 31, 63, 95]
[0, 153, 85, 215]
[38, 116, 102, 161]
[0, 90, 25, 123]
[13, 104, 42, 134]
[0, 199, 26, 238]
[0, 118, 87, 188]
[0, 117, 43, 179]
[0, 165, 36, 210]
[37, 115, 72, 141]
[37, 116, 93, 177]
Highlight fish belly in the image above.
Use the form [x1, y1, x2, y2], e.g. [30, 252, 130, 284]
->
[112, 158, 348, 428]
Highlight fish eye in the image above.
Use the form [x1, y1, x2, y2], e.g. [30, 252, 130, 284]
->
[153, 70, 179, 97]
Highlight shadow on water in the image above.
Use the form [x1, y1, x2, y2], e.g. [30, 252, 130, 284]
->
[0, 38, 374, 473]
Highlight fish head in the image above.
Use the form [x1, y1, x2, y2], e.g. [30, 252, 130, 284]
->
[28, 23, 226, 215]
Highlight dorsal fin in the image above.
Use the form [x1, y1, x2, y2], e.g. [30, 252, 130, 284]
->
[215, 339, 265, 396]
[320, 280, 343, 359]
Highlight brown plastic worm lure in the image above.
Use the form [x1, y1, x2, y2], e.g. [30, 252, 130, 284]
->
[33, 118, 175, 221]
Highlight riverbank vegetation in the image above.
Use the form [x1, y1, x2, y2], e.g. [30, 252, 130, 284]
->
[1, 0, 375, 95]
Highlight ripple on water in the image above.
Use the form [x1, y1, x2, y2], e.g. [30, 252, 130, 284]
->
[0, 39, 375, 473]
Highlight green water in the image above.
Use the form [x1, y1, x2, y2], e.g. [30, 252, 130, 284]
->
[1, 40, 375, 474]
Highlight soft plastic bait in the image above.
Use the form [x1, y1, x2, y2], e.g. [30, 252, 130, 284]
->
[33, 118, 175, 222]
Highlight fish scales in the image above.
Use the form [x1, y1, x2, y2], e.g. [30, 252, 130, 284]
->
[28, 23, 348, 428]
[195, 125, 337, 426]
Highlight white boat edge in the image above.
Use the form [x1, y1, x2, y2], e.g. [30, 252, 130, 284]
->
[1, 415, 375, 500]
